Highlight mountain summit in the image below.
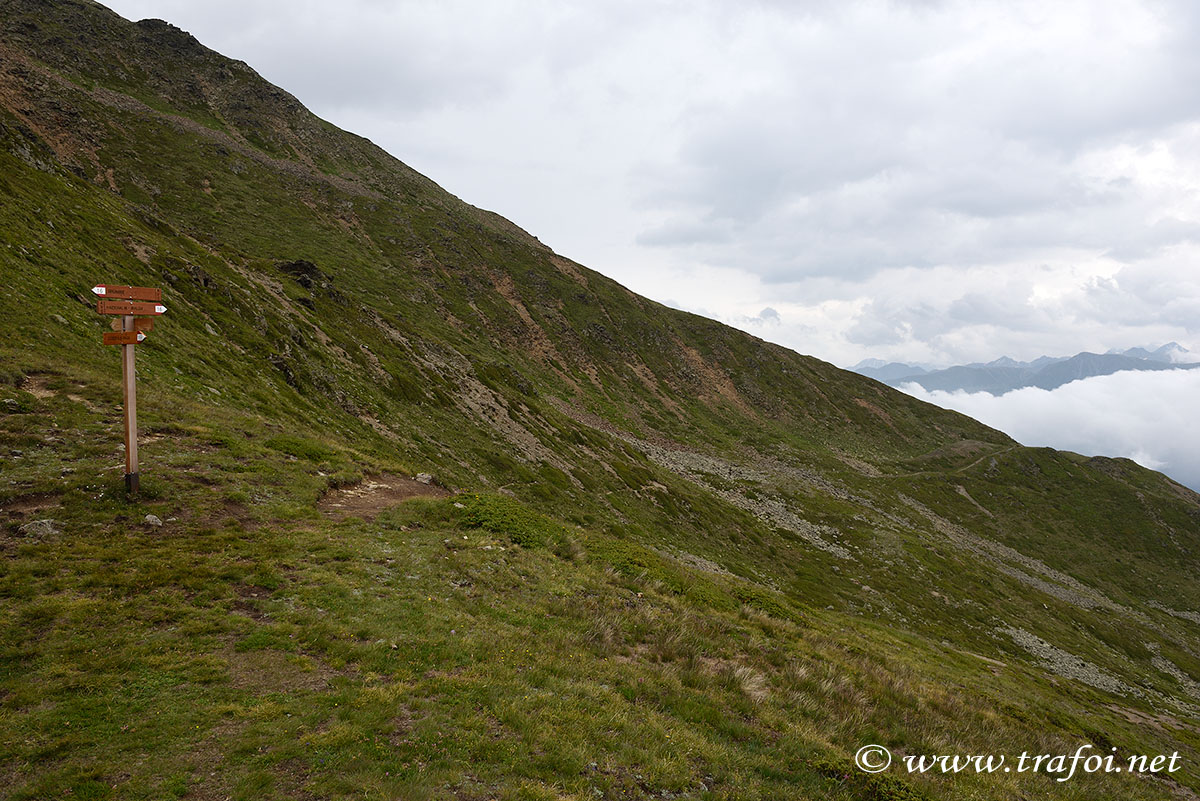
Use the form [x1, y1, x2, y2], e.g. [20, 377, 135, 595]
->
[3, 3, 1200, 798]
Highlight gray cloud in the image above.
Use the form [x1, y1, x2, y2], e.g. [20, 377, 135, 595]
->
[631, 1, 1200, 285]
[732, 306, 781, 327]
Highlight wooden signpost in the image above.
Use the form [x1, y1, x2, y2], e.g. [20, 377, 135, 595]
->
[97, 300, 167, 316]
[102, 331, 147, 346]
[92, 284, 166, 495]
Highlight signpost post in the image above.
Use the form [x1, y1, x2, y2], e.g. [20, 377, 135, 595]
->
[92, 284, 166, 495]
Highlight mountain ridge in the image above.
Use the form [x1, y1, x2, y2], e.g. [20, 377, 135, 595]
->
[3, 3, 1200, 799]
[853, 344, 1200, 394]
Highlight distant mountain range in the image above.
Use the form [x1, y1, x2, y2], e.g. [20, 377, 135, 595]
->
[853, 343, 1200, 394]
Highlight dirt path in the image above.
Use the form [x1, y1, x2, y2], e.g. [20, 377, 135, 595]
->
[317, 474, 449, 520]
[888, 445, 1018, 480]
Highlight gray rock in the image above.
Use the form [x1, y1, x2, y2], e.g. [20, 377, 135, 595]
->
[415, 472, 434, 485]
[18, 519, 60, 539]
[144, 514, 163, 527]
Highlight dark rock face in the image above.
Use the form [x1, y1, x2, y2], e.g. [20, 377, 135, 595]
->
[278, 260, 326, 290]
[133, 18, 205, 54]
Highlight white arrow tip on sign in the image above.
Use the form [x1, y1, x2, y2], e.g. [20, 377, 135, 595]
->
[154, 305, 166, 314]
[91, 286, 106, 295]
[136, 332, 146, 342]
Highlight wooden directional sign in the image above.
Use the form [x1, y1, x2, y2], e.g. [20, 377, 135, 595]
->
[103, 331, 147, 346]
[92, 282, 165, 496]
[97, 299, 167, 316]
[92, 284, 161, 302]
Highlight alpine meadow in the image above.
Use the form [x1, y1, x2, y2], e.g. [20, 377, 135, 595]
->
[2, 2, 1200, 800]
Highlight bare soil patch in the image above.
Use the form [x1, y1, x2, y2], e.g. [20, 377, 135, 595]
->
[20, 375, 55, 400]
[1, 492, 63, 520]
[318, 474, 448, 520]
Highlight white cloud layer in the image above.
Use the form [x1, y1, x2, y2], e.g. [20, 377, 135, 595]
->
[900, 370, 1200, 491]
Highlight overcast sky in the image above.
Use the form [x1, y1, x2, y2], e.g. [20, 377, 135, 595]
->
[102, 0, 1200, 370]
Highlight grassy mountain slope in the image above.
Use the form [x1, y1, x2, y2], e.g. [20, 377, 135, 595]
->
[3, 2, 1200, 799]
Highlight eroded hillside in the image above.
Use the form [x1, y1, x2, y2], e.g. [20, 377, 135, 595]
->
[3, 2, 1200, 799]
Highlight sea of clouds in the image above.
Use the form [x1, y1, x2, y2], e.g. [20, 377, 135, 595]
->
[900, 369, 1200, 492]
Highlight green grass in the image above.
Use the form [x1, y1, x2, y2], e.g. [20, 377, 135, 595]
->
[1, 4, 1199, 797]
[2, 353, 1198, 800]
[457, 492, 568, 549]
